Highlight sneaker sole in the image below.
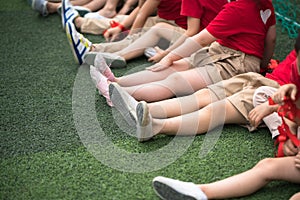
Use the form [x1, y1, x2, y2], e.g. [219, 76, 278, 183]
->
[136, 101, 153, 142]
[84, 52, 126, 69]
[153, 180, 197, 200]
[109, 83, 137, 126]
[66, 23, 81, 64]
[136, 101, 149, 127]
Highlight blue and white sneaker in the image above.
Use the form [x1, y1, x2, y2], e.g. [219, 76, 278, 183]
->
[57, 5, 90, 17]
[31, 0, 48, 16]
[61, 0, 79, 29]
[65, 22, 92, 64]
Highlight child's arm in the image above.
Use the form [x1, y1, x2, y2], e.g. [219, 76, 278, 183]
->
[272, 83, 297, 105]
[129, 0, 160, 35]
[248, 101, 278, 129]
[148, 17, 201, 63]
[260, 25, 276, 70]
[103, 0, 146, 42]
[147, 29, 216, 71]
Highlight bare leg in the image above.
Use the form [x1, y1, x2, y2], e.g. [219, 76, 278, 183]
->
[124, 66, 213, 102]
[70, 0, 92, 5]
[199, 156, 300, 199]
[117, 0, 138, 15]
[98, 0, 120, 18]
[46, 2, 61, 13]
[116, 59, 191, 87]
[153, 99, 247, 136]
[148, 88, 219, 118]
[115, 23, 177, 61]
[290, 192, 300, 200]
[81, 0, 106, 11]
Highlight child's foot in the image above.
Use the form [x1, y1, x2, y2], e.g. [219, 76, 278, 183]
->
[84, 53, 116, 82]
[90, 66, 112, 107]
[152, 176, 207, 200]
[84, 52, 126, 69]
[31, 0, 48, 16]
[98, 9, 117, 18]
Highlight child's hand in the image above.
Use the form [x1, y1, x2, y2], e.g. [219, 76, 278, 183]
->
[103, 26, 122, 42]
[248, 102, 276, 128]
[283, 139, 299, 156]
[146, 55, 173, 71]
[272, 84, 297, 105]
[148, 47, 168, 63]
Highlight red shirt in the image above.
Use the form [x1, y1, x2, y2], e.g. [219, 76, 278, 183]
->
[158, 0, 187, 29]
[180, 0, 228, 31]
[266, 50, 297, 85]
[206, 0, 276, 59]
[290, 59, 300, 98]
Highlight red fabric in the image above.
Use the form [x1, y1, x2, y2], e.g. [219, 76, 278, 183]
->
[265, 50, 297, 85]
[180, 0, 228, 31]
[269, 97, 300, 157]
[157, 0, 187, 29]
[206, 0, 276, 59]
[102, 21, 127, 35]
[290, 60, 300, 98]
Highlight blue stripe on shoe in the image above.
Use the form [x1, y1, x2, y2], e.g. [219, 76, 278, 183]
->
[62, 0, 74, 26]
[68, 22, 85, 64]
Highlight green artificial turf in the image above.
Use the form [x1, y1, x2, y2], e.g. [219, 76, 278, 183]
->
[0, 0, 299, 199]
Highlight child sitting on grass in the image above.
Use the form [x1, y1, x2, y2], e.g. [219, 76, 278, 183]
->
[151, 45, 300, 200]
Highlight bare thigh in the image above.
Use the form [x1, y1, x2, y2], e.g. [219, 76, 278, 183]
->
[117, 59, 191, 86]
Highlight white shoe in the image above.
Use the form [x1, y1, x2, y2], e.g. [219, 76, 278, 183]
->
[65, 22, 91, 64]
[109, 82, 137, 126]
[32, 0, 48, 16]
[153, 176, 208, 200]
[61, 0, 79, 29]
[90, 66, 112, 107]
[136, 101, 153, 142]
[84, 52, 126, 69]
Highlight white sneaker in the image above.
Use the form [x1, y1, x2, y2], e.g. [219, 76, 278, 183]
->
[153, 176, 208, 200]
[65, 22, 91, 64]
[61, 0, 79, 29]
[84, 52, 126, 69]
[32, 0, 48, 16]
[90, 66, 112, 107]
[136, 101, 153, 142]
[99, 52, 127, 69]
[109, 82, 137, 126]
[84, 53, 115, 82]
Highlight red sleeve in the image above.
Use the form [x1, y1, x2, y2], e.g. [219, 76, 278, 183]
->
[181, 0, 204, 19]
[205, 3, 239, 39]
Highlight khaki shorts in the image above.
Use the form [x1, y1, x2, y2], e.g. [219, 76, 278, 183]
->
[207, 72, 280, 121]
[81, 15, 128, 35]
[188, 42, 261, 84]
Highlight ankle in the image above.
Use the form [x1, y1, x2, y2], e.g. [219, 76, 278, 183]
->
[74, 17, 79, 27]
